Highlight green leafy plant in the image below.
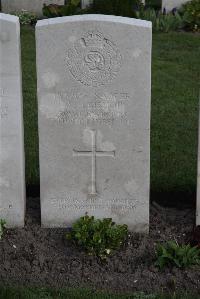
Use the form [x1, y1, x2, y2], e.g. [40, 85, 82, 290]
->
[179, 0, 200, 32]
[0, 219, 6, 240]
[13, 10, 37, 25]
[136, 8, 184, 32]
[66, 214, 128, 258]
[87, 0, 144, 18]
[43, 0, 81, 18]
[155, 240, 200, 270]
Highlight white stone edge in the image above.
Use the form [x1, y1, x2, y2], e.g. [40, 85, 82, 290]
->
[36, 14, 152, 29]
[0, 12, 25, 227]
[0, 12, 19, 23]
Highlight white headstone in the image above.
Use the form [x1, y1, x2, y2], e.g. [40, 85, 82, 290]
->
[0, 13, 25, 227]
[1, 0, 65, 17]
[36, 15, 152, 232]
[162, 0, 188, 12]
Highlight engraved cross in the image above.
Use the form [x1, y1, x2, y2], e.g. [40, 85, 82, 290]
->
[73, 130, 115, 196]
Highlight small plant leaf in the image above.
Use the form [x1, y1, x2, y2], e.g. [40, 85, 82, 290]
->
[155, 240, 200, 270]
[66, 214, 128, 259]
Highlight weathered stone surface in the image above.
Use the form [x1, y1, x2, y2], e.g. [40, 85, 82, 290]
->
[0, 13, 25, 227]
[162, 0, 188, 12]
[36, 14, 152, 232]
[1, 0, 65, 17]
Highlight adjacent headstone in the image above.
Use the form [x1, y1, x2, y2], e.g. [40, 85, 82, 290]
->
[0, 13, 25, 227]
[162, 0, 188, 12]
[1, 0, 65, 17]
[36, 14, 152, 232]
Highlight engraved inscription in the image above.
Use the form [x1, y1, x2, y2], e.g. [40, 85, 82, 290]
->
[51, 197, 139, 211]
[73, 130, 115, 196]
[66, 31, 122, 87]
[56, 90, 130, 125]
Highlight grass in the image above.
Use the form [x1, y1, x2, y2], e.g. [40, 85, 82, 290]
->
[21, 26, 39, 192]
[21, 26, 200, 202]
[151, 32, 200, 203]
[0, 288, 200, 299]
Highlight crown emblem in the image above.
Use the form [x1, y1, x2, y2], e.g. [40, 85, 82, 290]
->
[82, 31, 105, 48]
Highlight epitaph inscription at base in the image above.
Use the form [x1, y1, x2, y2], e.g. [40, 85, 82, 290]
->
[36, 15, 152, 232]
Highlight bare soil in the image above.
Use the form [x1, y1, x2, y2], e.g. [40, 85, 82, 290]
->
[0, 198, 199, 294]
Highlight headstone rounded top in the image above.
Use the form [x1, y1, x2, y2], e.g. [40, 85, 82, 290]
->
[36, 14, 152, 29]
[0, 13, 19, 23]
